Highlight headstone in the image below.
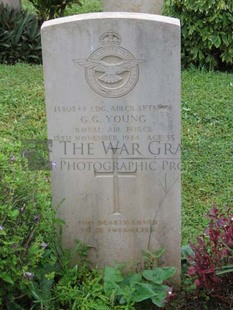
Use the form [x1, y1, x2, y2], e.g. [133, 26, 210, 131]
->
[103, 0, 164, 15]
[1, 0, 20, 9]
[41, 13, 181, 282]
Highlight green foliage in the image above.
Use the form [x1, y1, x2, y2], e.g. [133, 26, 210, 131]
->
[0, 147, 112, 309]
[22, 0, 102, 16]
[28, 0, 82, 23]
[65, 0, 102, 15]
[104, 265, 176, 308]
[53, 265, 113, 309]
[103, 249, 176, 309]
[164, 0, 233, 70]
[0, 4, 41, 65]
[0, 144, 56, 308]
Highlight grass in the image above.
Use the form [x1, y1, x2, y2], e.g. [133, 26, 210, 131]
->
[181, 70, 233, 243]
[0, 64, 45, 141]
[65, 0, 102, 15]
[1, 64, 232, 246]
[21, 0, 103, 15]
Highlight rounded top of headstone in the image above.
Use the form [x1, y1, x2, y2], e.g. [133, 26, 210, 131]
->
[41, 12, 180, 30]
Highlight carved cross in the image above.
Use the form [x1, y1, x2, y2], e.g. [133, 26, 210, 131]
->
[94, 148, 136, 214]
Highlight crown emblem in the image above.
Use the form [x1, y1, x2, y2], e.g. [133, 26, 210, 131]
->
[99, 32, 122, 45]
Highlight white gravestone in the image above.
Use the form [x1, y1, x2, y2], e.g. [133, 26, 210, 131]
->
[103, 0, 164, 15]
[1, 0, 20, 9]
[42, 13, 181, 281]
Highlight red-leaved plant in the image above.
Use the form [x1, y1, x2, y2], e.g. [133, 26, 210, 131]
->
[187, 207, 233, 301]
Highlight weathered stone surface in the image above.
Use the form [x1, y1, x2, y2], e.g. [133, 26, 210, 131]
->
[42, 13, 181, 282]
[1, 0, 20, 9]
[103, 0, 164, 15]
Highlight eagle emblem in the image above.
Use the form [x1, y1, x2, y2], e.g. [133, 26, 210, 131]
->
[74, 59, 144, 84]
[73, 32, 145, 98]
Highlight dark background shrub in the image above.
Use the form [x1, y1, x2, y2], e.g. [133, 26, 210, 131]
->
[163, 0, 233, 71]
[28, 0, 82, 24]
[0, 3, 41, 65]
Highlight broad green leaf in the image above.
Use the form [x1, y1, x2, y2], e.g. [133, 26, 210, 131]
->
[151, 284, 169, 307]
[151, 293, 166, 307]
[104, 280, 120, 297]
[131, 283, 157, 302]
[104, 266, 124, 295]
[121, 272, 142, 288]
[104, 266, 124, 283]
[142, 267, 176, 284]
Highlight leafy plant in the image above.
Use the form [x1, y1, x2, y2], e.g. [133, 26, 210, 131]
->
[0, 147, 110, 309]
[0, 146, 56, 308]
[0, 3, 41, 64]
[163, 0, 233, 70]
[29, 0, 82, 23]
[104, 256, 176, 309]
[187, 207, 233, 303]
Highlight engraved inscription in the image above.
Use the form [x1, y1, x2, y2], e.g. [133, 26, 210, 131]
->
[77, 219, 157, 234]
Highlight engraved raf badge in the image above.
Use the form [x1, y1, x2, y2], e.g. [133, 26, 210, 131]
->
[73, 32, 144, 98]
